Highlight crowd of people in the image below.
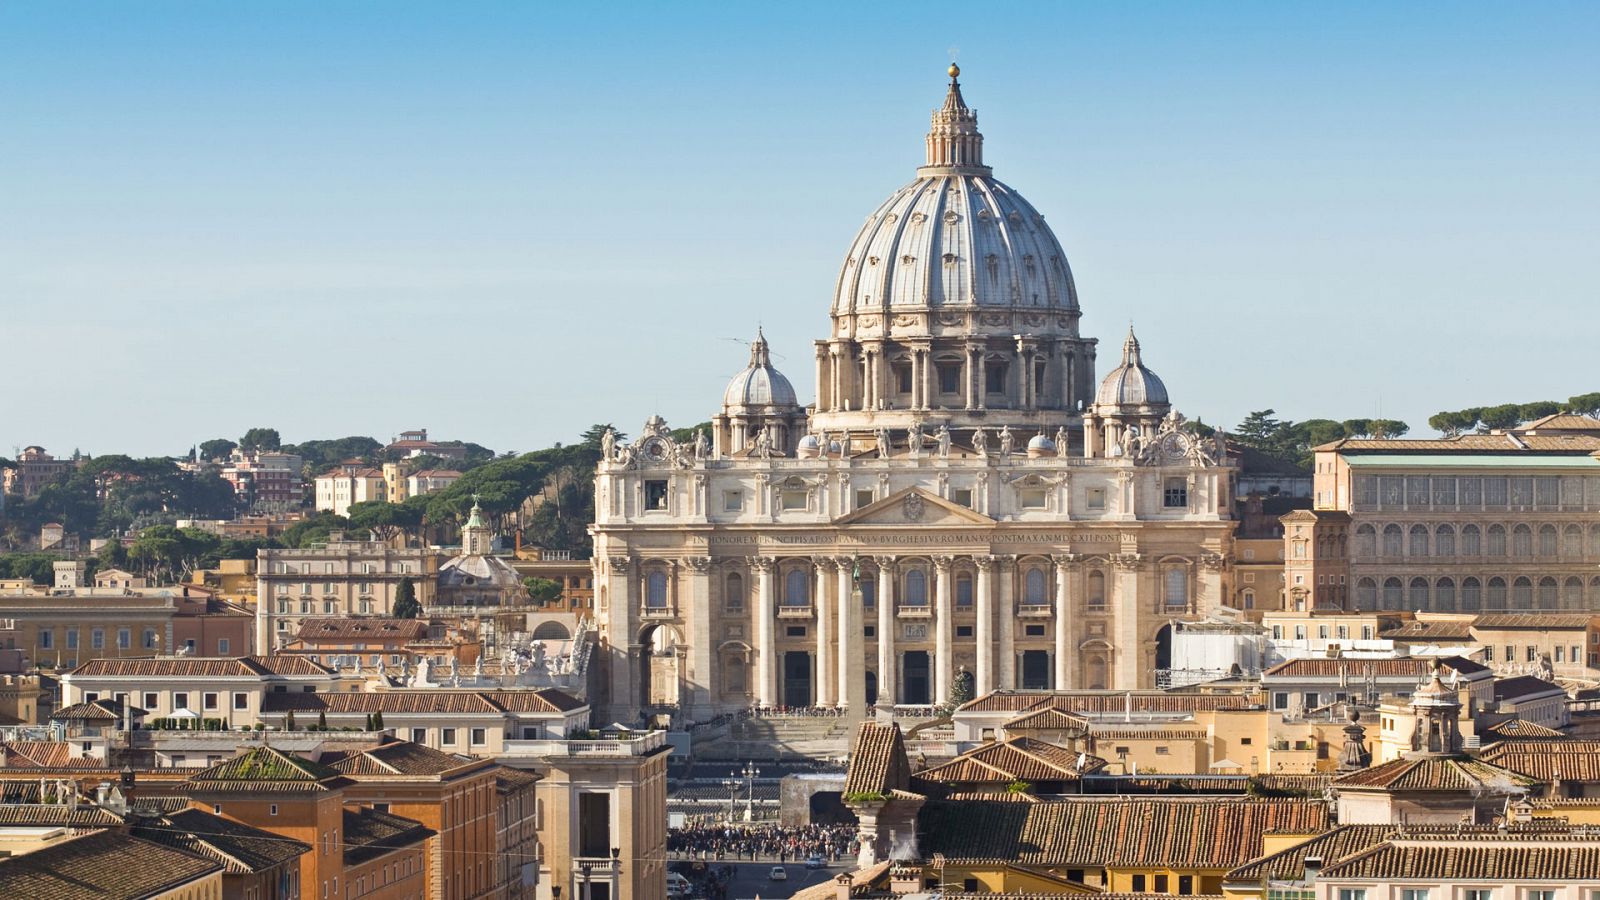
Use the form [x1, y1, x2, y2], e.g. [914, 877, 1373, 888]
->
[669, 822, 860, 862]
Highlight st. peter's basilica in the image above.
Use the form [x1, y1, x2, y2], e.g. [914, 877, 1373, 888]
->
[591, 67, 1235, 723]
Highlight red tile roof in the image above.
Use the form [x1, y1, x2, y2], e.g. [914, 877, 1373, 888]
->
[1332, 756, 1538, 791]
[0, 829, 223, 899]
[1321, 834, 1600, 880]
[843, 722, 911, 796]
[919, 737, 1106, 785]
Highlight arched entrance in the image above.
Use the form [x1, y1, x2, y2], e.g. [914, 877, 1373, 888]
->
[865, 671, 878, 706]
[639, 624, 680, 708]
[1155, 624, 1173, 671]
[1020, 650, 1050, 689]
[532, 620, 572, 641]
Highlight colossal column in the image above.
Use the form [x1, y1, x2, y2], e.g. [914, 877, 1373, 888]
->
[933, 556, 954, 706]
[974, 555, 994, 696]
[1053, 554, 1077, 690]
[753, 557, 777, 707]
[875, 557, 897, 707]
[996, 555, 1016, 688]
[606, 554, 640, 722]
[814, 557, 835, 707]
[685, 556, 713, 717]
[836, 558, 863, 712]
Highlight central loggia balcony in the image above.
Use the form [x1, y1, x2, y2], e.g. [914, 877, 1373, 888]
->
[775, 603, 814, 619]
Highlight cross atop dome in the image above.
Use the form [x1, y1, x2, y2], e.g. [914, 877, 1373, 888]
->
[924, 63, 986, 173]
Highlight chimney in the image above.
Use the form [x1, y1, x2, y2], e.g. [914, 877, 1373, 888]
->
[1303, 855, 1322, 884]
[888, 862, 921, 895]
[833, 873, 854, 900]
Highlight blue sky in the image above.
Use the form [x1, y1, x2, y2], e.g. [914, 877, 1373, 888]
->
[3, 2, 1596, 457]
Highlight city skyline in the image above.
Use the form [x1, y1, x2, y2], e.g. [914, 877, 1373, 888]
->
[4, 2, 1597, 457]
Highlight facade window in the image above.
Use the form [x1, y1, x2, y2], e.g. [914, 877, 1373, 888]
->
[895, 363, 914, 394]
[1435, 524, 1455, 556]
[903, 569, 927, 606]
[1512, 524, 1533, 557]
[233, 693, 249, 710]
[784, 569, 810, 606]
[412, 728, 427, 743]
[985, 361, 1007, 394]
[1461, 524, 1481, 555]
[951, 488, 973, 508]
[645, 571, 669, 609]
[1087, 570, 1106, 608]
[470, 728, 486, 746]
[1337, 891, 1366, 900]
[217, 638, 230, 655]
[173, 692, 189, 711]
[1020, 488, 1048, 509]
[1382, 525, 1403, 556]
[203, 692, 219, 710]
[1163, 478, 1188, 508]
[780, 489, 808, 511]
[1539, 524, 1559, 556]
[117, 629, 131, 650]
[1399, 890, 1429, 900]
[143, 629, 158, 649]
[722, 490, 743, 512]
[38, 629, 52, 649]
[66, 629, 79, 649]
[1024, 568, 1048, 605]
[1164, 566, 1190, 602]
[936, 362, 961, 394]
[644, 480, 669, 511]
[1409, 524, 1429, 556]
[1086, 487, 1106, 509]
[955, 573, 973, 607]
[724, 573, 745, 612]
[441, 728, 457, 745]
[144, 692, 159, 709]
[1462, 892, 1493, 900]
[854, 489, 874, 509]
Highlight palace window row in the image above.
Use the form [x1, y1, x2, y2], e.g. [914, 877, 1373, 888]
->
[1355, 574, 1600, 611]
[1354, 474, 1600, 511]
[1356, 522, 1600, 559]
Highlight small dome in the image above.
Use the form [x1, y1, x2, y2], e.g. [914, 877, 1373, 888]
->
[1411, 670, 1461, 708]
[796, 434, 821, 458]
[723, 329, 799, 410]
[1096, 327, 1169, 408]
[1027, 434, 1055, 451]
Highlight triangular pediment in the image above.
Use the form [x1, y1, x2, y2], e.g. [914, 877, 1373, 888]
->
[835, 487, 995, 526]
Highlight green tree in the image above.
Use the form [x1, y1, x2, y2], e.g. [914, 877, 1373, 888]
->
[284, 710, 297, 730]
[1428, 409, 1480, 437]
[1566, 392, 1600, 417]
[199, 439, 237, 461]
[279, 512, 347, 549]
[1517, 401, 1561, 422]
[317, 709, 327, 730]
[1234, 410, 1288, 449]
[239, 428, 282, 452]
[347, 501, 423, 544]
[523, 577, 563, 605]
[1478, 404, 1523, 431]
[1368, 419, 1409, 439]
[393, 578, 421, 619]
[373, 710, 384, 730]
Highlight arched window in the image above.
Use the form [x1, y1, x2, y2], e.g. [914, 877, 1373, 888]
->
[784, 569, 810, 606]
[725, 657, 747, 692]
[646, 571, 668, 608]
[1356, 578, 1377, 610]
[1460, 577, 1481, 611]
[1564, 577, 1584, 610]
[1087, 570, 1106, 608]
[1538, 576, 1559, 609]
[725, 573, 745, 612]
[1591, 525, 1600, 558]
[955, 572, 974, 607]
[1409, 577, 1429, 610]
[904, 569, 928, 606]
[1487, 525, 1507, 556]
[860, 577, 877, 608]
[1164, 568, 1188, 608]
[1486, 577, 1507, 609]
[1538, 524, 1559, 557]
[1242, 589, 1256, 609]
[1024, 568, 1048, 606]
[1512, 576, 1533, 610]
[1409, 525, 1429, 557]
[1512, 524, 1533, 557]
[1460, 524, 1481, 556]
[1435, 578, 1456, 611]
[1382, 577, 1403, 611]
[1565, 524, 1584, 558]
[1435, 525, 1455, 557]
[1382, 525, 1403, 557]
[1592, 575, 1600, 607]
[1354, 525, 1377, 557]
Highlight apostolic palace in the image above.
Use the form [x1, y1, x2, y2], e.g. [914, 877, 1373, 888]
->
[591, 67, 1236, 723]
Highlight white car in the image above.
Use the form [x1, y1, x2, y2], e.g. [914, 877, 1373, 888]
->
[768, 866, 788, 881]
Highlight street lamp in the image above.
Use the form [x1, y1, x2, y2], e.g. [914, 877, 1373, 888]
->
[738, 761, 760, 822]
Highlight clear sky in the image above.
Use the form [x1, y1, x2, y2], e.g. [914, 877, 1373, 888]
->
[3, 2, 1596, 457]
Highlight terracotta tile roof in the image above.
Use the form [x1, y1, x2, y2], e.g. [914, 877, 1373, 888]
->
[1474, 613, 1597, 630]
[1320, 834, 1600, 880]
[1088, 727, 1208, 741]
[1263, 656, 1487, 678]
[1320, 432, 1600, 453]
[1226, 824, 1582, 883]
[188, 746, 347, 794]
[261, 691, 504, 715]
[323, 737, 479, 777]
[135, 808, 310, 874]
[50, 699, 144, 723]
[1494, 675, 1569, 702]
[788, 862, 892, 900]
[0, 829, 223, 899]
[1522, 413, 1600, 431]
[69, 655, 331, 678]
[1332, 756, 1539, 791]
[342, 806, 433, 865]
[1, 740, 76, 768]
[0, 803, 125, 828]
[918, 797, 1329, 868]
[295, 618, 428, 642]
[1478, 742, 1600, 782]
[843, 722, 911, 795]
[964, 690, 1257, 715]
[481, 688, 588, 713]
[919, 737, 1107, 785]
[493, 766, 542, 793]
[1382, 620, 1475, 641]
[1004, 707, 1090, 731]
[1481, 719, 1568, 739]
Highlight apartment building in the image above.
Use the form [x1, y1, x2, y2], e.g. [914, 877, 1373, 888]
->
[256, 538, 440, 651]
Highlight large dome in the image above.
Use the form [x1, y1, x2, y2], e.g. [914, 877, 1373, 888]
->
[831, 67, 1080, 330]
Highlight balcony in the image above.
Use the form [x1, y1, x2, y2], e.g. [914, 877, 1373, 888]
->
[639, 604, 678, 619]
[1017, 604, 1053, 618]
[897, 605, 931, 618]
[501, 730, 667, 759]
[776, 604, 814, 619]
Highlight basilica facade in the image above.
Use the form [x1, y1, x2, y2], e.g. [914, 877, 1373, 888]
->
[591, 68, 1235, 723]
